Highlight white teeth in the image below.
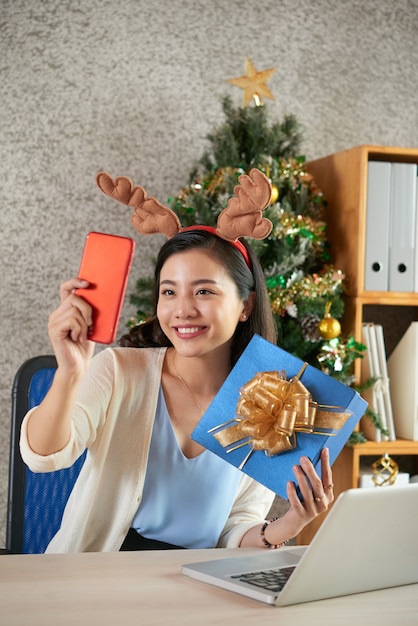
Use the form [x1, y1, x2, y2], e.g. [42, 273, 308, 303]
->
[176, 327, 201, 334]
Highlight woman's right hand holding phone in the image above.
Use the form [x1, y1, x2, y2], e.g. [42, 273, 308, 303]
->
[48, 277, 95, 375]
[27, 278, 95, 455]
[27, 278, 94, 455]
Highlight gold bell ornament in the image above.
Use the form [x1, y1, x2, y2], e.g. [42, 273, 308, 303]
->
[264, 164, 279, 205]
[318, 302, 341, 340]
[270, 184, 279, 205]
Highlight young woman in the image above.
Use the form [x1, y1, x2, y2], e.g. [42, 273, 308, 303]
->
[20, 172, 334, 552]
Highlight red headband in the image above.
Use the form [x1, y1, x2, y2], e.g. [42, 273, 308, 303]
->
[180, 225, 252, 270]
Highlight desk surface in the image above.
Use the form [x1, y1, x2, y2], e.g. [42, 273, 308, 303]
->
[1, 548, 417, 626]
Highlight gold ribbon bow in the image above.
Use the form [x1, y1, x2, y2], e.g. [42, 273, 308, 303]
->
[209, 364, 351, 468]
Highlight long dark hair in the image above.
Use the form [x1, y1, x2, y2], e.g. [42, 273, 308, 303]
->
[119, 230, 277, 365]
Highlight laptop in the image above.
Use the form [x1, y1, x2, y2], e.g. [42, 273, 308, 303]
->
[182, 483, 418, 605]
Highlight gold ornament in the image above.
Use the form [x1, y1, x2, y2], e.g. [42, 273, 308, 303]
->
[371, 453, 399, 486]
[270, 184, 279, 204]
[228, 57, 276, 107]
[318, 302, 341, 340]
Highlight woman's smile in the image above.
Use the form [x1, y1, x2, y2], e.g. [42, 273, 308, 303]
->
[174, 325, 208, 337]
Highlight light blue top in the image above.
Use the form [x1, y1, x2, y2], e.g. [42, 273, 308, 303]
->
[131, 387, 243, 548]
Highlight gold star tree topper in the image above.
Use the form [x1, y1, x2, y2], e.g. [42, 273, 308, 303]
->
[228, 57, 276, 107]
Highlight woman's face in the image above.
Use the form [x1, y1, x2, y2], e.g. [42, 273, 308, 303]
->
[157, 248, 252, 359]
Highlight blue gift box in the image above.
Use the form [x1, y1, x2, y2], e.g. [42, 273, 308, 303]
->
[192, 335, 367, 499]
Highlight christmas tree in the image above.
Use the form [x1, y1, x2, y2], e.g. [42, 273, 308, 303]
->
[132, 67, 363, 365]
[129, 59, 382, 442]
[131, 59, 387, 443]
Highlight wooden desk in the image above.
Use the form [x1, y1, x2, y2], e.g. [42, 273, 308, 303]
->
[1, 548, 417, 625]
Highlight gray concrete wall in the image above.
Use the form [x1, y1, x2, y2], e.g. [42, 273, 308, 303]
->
[1, 0, 417, 545]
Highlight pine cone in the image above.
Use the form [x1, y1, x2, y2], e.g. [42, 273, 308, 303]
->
[300, 314, 321, 343]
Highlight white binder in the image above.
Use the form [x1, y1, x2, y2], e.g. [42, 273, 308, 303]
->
[364, 161, 391, 291]
[388, 162, 417, 292]
[374, 324, 396, 440]
[360, 323, 385, 441]
[387, 322, 418, 440]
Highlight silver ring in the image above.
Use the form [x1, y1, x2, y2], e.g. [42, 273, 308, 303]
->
[314, 495, 324, 502]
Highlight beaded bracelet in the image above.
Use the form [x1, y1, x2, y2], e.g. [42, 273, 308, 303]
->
[260, 517, 288, 549]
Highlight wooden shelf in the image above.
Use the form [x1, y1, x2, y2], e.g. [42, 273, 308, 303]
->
[306, 144, 418, 299]
[297, 145, 418, 545]
[334, 439, 418, 494]
[306, 143, 418, 367]
[348, 438, 418, 455]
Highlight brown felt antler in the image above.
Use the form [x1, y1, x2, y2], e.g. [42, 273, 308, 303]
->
[216, 168, 273, 241]
[96, 168, 272, 241]
[96, 172, 181, 238]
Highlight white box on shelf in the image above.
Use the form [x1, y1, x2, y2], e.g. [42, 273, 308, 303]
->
[359, 467, 410, 489]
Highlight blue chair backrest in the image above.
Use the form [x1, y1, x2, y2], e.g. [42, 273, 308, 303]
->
[7, 356, 86, 553]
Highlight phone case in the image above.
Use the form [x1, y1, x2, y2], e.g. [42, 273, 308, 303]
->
[75, 232, 135, 344]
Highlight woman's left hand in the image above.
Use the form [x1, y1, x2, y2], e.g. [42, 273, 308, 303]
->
[275, 447, 334, 541]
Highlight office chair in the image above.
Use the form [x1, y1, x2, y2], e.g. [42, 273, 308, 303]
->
[6, 355, 86, 553]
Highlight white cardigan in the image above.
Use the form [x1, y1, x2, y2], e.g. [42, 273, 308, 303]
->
[20, 347, 275, 552]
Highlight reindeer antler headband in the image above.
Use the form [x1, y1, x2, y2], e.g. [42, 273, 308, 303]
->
[96, 168, 273, 270]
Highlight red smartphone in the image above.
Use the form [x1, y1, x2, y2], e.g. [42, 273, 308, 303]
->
[75, 232, 135, 344]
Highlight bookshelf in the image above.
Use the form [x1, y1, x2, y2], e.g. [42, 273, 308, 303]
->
[297, 145, 418, 545]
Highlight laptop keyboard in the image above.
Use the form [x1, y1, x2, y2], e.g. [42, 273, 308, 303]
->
[231, 566, 296, 593]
